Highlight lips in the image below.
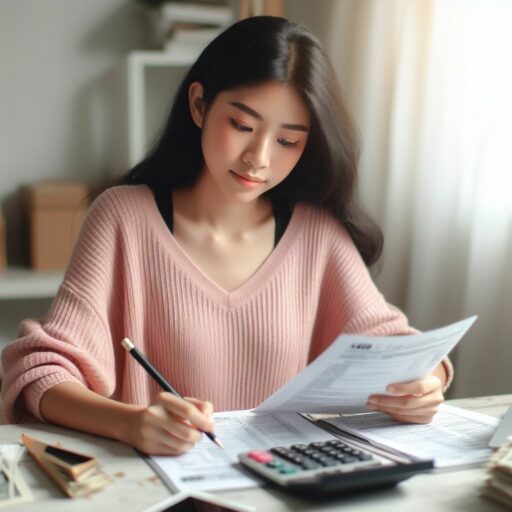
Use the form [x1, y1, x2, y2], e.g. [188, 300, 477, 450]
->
[230, 170, 266, 183]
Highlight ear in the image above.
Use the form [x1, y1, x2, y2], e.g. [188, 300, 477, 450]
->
[188, 81, 206, 128]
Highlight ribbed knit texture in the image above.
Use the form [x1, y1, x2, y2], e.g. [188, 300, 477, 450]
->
[1, 185, 453, 423]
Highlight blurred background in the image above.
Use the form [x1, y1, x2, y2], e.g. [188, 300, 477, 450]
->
[0, 0, 511, 399]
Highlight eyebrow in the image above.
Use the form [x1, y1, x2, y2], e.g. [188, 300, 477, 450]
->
[229, 101, 309, 132]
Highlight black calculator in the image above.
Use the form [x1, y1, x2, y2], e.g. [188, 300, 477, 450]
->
[238, 439, 433, 497]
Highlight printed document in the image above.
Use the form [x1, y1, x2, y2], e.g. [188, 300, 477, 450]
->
[319, 403, 499, 469]
[256, 316, 476, 414]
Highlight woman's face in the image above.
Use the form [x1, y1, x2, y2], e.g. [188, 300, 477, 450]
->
[191, 81, 311, 203]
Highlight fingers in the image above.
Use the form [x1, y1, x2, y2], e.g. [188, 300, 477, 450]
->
[367, 389, 443, 410]
[386, 376, 442, 396]
[151, 427, 196, 455]
[185, 397, 214, 421]
[366, 377, 445, 424]
[156, 393, 214, 432]
[130, 407, 198, 455]
[161, 412, 204, 443]
[367, 376, 443, 408]
[132, 394, 216, 456]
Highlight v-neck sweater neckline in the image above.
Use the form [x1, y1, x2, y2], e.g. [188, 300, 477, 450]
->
[140, 185, 307, 308]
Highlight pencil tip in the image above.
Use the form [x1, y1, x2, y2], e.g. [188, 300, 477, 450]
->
[214, 438, 225, 450]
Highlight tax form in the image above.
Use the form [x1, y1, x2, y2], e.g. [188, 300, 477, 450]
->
[320, 404, 500, 469]
[148, 410, 334, 492]
[256, 316, 477, 414]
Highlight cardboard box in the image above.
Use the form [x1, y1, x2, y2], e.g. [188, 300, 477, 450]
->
[0, 212, 6, 271]
[25, 182, 89, 271]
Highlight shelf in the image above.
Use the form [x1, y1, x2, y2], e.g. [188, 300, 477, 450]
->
[123, 51, 193, 169]
[127, 50, 196, 67]
[0, 267, 63, 300]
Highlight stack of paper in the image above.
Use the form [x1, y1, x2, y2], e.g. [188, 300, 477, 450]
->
[481, 437, 512, 509]
[21, 434, 111, 498]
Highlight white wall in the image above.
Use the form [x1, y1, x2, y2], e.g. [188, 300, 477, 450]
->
[0, 0, 149, 200]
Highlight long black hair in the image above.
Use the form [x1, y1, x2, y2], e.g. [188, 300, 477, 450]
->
[122, 16, 383, 266]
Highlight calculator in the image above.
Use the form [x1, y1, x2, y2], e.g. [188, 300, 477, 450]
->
[238, 439, 434, 497]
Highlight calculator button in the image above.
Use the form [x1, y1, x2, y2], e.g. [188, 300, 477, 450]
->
[279, 466, 298, 474]
[301, 460, 321, 470]
[266, 460, 285, 469]
[321, 458, 340, 467]
[270, 447, 288, 456]
[309, 442, 328, 449]
[248, 451, 273, 463]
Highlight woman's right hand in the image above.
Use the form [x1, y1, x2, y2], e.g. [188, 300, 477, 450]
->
[122, 393, 215, 455]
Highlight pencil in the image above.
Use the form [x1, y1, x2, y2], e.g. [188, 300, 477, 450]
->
[121, 338, 224, 450]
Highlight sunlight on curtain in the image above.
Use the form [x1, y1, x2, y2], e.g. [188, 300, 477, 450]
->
[407, 0, 512, 398]
[339, 0, 512, 397]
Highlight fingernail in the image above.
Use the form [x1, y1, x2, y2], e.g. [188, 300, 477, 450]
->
[366, 403, 378, 411]
[387, 385, 397, 393]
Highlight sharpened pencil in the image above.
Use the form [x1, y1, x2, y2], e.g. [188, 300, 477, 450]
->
[121, 337, 224, 450]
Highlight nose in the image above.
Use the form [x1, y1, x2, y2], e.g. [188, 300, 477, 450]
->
[242, 135, 270, 170]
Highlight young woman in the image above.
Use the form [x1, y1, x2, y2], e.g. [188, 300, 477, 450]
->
[1, 17, 451, 455]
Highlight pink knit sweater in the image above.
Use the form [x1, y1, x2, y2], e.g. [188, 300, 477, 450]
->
[1, 185, 453, 423]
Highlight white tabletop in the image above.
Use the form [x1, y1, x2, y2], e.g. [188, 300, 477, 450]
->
[1, 394, 511, 512]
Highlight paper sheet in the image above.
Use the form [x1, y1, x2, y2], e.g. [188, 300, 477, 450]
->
[0, 444, 33, 508]
[321, 403, 499, 469]
[256, 316, 477, 414]
[149, 409, 334, 492]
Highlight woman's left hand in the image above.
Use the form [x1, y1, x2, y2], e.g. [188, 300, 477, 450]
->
[366, 375, 444, 424]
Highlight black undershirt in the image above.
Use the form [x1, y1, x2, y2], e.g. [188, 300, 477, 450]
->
[152, 188, 291, 248]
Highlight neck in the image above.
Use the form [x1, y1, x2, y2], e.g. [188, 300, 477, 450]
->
[172, 171, 272, 236]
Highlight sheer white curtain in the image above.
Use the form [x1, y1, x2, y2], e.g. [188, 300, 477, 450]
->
[314, 0, 512, 398]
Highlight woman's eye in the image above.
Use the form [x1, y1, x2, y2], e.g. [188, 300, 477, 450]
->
[229, 118, 298, 147]
[230, 119, 252, 132]
[278, 138, 298, 148]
